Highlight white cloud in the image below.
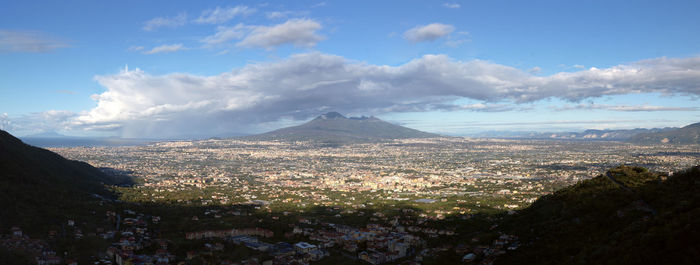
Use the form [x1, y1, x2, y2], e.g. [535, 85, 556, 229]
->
[236, 19, 324, 49]
[404, 23, 455, 42]
[431, 119, 657, 130]
[0, 113, 10, 130]
[201, 19, 323, 49]
[127, 46, 144, 52]
[201, 25, 249, 46]
[2, 110, 77, 134]
[194, 6, 255, 24]
[555, 103, 698, 112]
[143, 44, 184, 54]
[443, 3, 461, 9]
[266, 10, 309, 19]
[432, 103, 524, 112]
[529, 66, 542, 74]
[0, 30, 69, 53]
[266, 11, 289, 19]
[67, 53, 700, 137]
[142, 13, 187, 31]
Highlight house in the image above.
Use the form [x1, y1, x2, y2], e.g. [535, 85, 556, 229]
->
[343, 243, 358, 253]
[359, 250, 386, 265]
[10, 226, 22, 237]
[294, 242, 318, 253]
[245, 241, 271, 252]
[36, 256, 61, 265]
[308, 249, 327, 261]
[462, 253, 477, 262]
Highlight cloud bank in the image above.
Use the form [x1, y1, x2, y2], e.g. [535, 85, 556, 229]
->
[404, 23, 455, 42]
[555, 103, 698, 112]
[59, 53, 700, 137]
[202, 19, 323, 49]
[142, 13, 188, 31]
[0, 113, 10, 130]
[194, 6, 255, 24]
[143, 44, 184, 54]
[0, 30, 69, 53]
[2, 110, 77, 134]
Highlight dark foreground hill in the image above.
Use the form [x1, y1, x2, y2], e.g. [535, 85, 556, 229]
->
[244, 112, 440, 144]
[0, 130, 130, 232]
[497, 165, 700, 265]
[629, 122, 700, 144]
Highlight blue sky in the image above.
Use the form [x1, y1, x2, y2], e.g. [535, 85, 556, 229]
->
[1, 0, 699, 137]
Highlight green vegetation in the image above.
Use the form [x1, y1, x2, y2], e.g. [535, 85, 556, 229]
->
[496, 165, 700, 265]
[0, 130, 130, 234]
[2, 128, 699, 264]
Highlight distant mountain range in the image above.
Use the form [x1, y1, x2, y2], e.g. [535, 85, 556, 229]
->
[480, 123, 700, 144]
[243, 112, 441, 144]
[14, 119, 700, 146]
[490, 128, 676, 141]
[629, 122, 700, 144]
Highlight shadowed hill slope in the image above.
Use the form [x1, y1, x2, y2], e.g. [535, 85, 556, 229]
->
[497, 165, 700, 265]
[0, 129, 130, 231]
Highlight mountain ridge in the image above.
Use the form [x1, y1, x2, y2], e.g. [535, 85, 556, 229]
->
[243, 112, 441, 143]
[629, 122, 700, 144]
[477, 127, 677, 141]
[0, 129, 130, 231]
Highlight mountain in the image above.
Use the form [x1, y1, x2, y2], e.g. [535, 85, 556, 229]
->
[628, 122, 700, 144]
[489, 128, 676, 141]
[244, 112, 441, 143]
[496, 165, 700, 265]
[0, 129, 130, 232]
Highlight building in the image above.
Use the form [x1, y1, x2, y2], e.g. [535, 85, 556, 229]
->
[294, 242, 318, 253]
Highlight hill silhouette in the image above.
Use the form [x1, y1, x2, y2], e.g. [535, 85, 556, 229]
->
[0, 129, 131, 232]
[496, 165, 700, 265]
[244, 112, 440, 144]
[629, 122, 700, 144]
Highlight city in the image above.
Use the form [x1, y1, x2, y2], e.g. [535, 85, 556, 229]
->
[22, 137, 692, 264]
[2, 1, 700, 264]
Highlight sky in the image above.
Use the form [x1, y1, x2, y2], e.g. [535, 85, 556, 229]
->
[1, 0, 699, 138]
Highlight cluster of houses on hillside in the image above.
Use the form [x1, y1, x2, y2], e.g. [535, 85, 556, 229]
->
[185, 227, 329, 264]
[291, 219, 424, 264]
[101, 210, 176, 265]
[185, 227, 274, 240]
[454, 233, 520, 264]
[0, 227, 64, 265]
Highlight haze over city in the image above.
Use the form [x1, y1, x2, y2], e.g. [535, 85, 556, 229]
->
[1, 0, 699, 138]
[2, 2, 700, 265]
